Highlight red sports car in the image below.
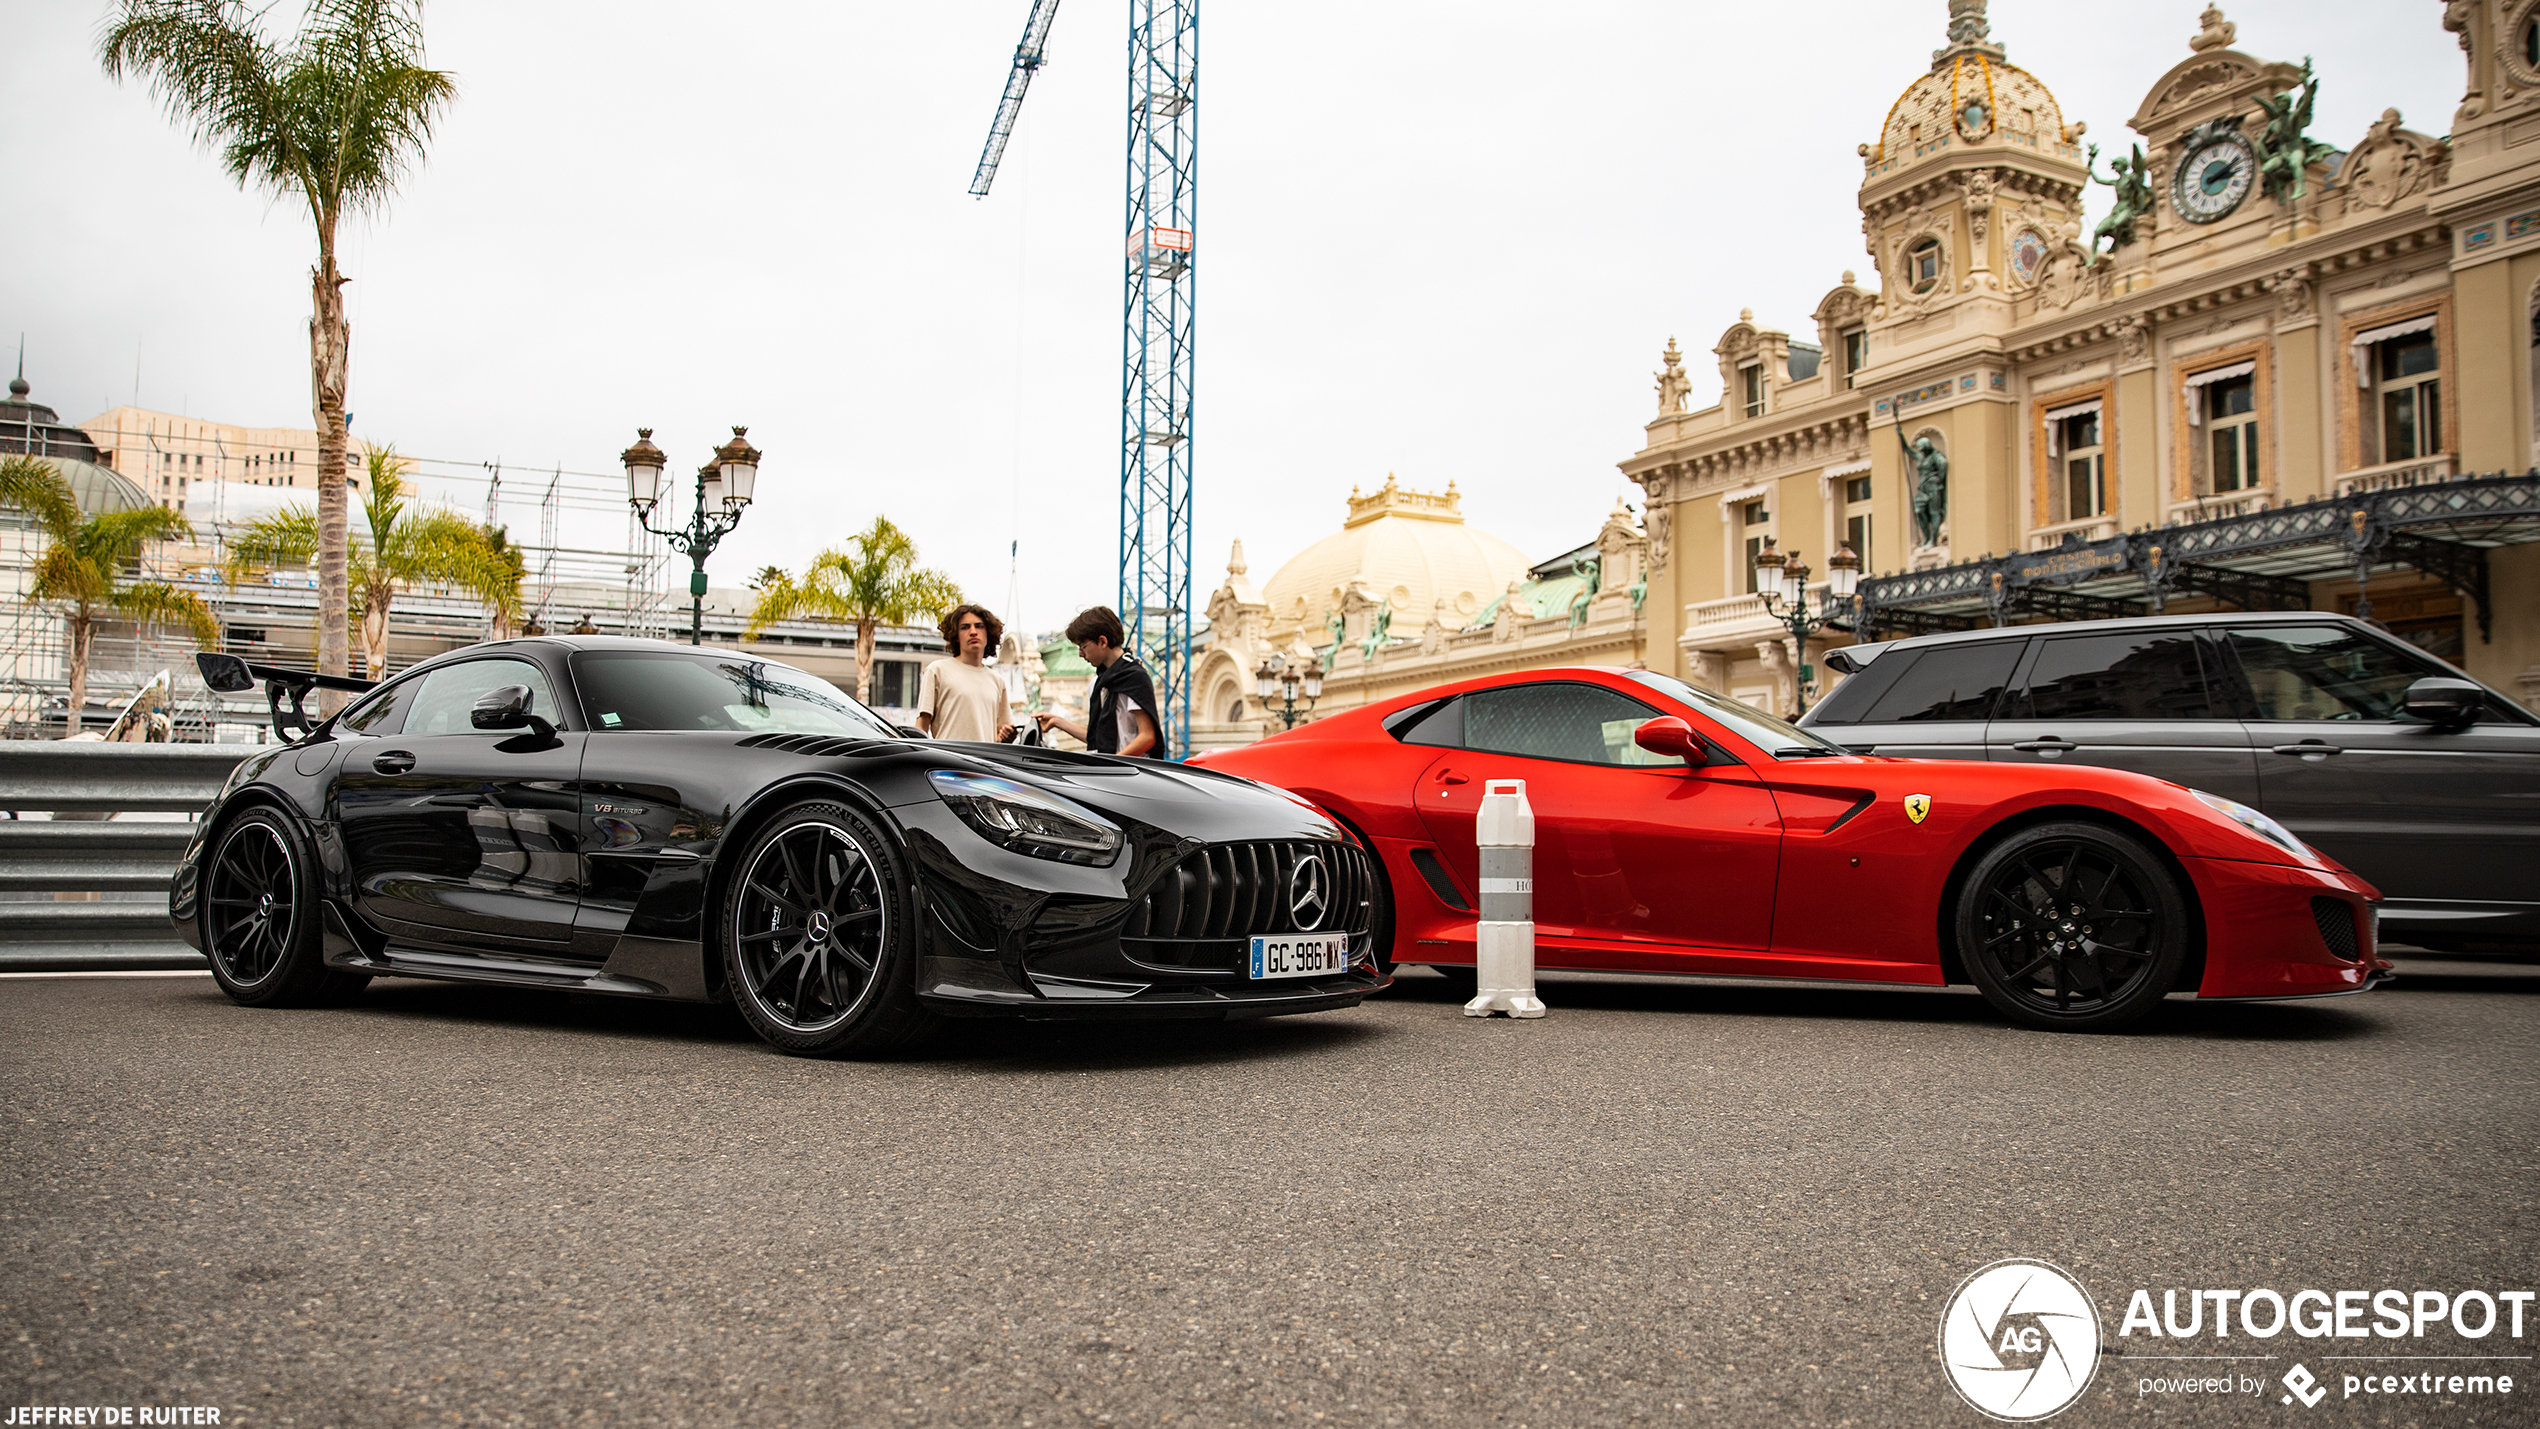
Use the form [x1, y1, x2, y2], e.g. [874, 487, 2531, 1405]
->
[1190, 666, 2390, 1030]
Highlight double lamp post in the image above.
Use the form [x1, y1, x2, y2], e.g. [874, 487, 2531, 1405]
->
[1750, 535, 1861, 717]
[621, 426, 761, 646]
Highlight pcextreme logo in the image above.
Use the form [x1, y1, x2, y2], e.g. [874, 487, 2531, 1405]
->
[1938, 1259, 2102, 1421]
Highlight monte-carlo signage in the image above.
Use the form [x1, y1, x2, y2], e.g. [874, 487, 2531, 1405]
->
[2008, 536, 2132, 588]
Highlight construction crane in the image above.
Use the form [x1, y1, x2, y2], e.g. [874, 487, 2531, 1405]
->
[970, 0, 1199, 760]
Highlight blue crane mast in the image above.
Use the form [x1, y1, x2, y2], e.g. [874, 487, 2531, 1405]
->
[970, 0, 1199, 759]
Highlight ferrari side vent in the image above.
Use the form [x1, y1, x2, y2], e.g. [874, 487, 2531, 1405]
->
[1122, 839, 1372, 944]
[2310, 897, 2359, 961]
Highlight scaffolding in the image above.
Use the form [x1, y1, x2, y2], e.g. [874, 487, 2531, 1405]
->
[0, 454, 670, 741]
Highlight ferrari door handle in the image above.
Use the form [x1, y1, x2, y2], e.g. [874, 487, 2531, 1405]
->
[2271, 742, 2343, 758]
[372, 751, 416, 775]
[1434, 769, 1469, 786]
[2013, 739, 2079, 754]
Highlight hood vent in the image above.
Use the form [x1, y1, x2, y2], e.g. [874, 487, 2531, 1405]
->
[736, 732, 892, 758]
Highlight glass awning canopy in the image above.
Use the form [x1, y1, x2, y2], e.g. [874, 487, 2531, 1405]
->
[1849, 473, 2540, 645]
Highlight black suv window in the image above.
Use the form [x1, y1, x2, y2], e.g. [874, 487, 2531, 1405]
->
[2228, 625, 2450, 722]
[2011, 631, 2217, 720]
[1461, 682, 1677, 766]
[1853, 641, 2021, 723]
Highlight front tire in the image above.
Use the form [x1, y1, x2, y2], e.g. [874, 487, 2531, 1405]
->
[1955, 821, 2190, 1031]
[721, 800, 936, 1057]
[201, 808, 367, 1008]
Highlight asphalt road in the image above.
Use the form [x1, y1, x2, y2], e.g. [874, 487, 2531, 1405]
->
[2, 961, 2535, 1428]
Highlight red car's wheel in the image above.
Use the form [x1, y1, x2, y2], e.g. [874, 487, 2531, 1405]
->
[1956, 822, 2190, 1031]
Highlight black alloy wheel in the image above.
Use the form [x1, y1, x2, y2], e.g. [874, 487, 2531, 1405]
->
[1956, 821, 2190, 1031]
[202, 809, 366, 1007]
[722, 801, 935, 1056]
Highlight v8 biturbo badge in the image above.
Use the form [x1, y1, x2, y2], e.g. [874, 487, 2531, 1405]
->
[1903, 793, 1933, 824]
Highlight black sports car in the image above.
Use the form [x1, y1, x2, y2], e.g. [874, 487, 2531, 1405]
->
[174, 637, 1388, 1055]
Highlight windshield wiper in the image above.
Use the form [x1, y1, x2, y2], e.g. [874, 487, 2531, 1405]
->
[1773, 745, 1844, 758]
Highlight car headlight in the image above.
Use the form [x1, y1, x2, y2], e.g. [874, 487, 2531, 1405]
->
[2190, 788, 2310, 860]
[928, 770, 1123, 866]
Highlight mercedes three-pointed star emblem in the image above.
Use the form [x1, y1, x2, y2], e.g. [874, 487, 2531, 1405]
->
[1289, 854, 1329, 930]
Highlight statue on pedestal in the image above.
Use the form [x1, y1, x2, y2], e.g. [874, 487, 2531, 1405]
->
[1894, 414, 1949, 547]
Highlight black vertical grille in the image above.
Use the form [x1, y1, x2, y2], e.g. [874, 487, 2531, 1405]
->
[1122, 840, 1372, 945]
[2310, 897, 2359, 961]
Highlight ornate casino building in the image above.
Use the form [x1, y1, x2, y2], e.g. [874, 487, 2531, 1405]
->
[1623, 1, 2540, 713]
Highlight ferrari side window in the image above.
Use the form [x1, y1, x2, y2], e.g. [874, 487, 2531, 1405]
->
[404, 659, 561, 737]
[1856, 641, 2021, 723]
[1462, 683, 1671, 767]
[2014, 633, 2216, 720]
[1390, 698, 1463, 747]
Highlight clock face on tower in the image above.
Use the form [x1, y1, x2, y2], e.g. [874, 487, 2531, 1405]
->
[2172, 133, 2256, 223]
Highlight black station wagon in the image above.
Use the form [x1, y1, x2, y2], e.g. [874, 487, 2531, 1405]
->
[1798, 613, 2540, 951]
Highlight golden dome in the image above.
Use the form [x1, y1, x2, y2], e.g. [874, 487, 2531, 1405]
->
[1862, 2, 2083, 184]
[1259, 475, 1532, 638]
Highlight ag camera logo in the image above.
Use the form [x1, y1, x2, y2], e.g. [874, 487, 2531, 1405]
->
[1939, 1258, 2102, 1421]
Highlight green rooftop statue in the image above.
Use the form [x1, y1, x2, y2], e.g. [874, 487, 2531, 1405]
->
[2256, 58, 2335, 207]
[2086, 142, 2155, 257]
[1359, 600, 1393, 659]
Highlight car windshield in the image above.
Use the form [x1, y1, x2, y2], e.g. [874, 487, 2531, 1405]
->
[1623, 669, 1848, 757]
[573, 651, 898, 738]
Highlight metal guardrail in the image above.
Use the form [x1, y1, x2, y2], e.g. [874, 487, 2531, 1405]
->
[0, 742, 254, 972]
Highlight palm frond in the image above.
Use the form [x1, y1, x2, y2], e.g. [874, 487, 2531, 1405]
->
[223, 506, 321, 585]
[29, 544, 108, 609]
[0, 456, 81, 539]
[98, 1, 296, 198]
[113, 581, 222, 648]
[746, 570, 858, 635]
[359, 445, 410, 541]
[289, 0, 454, 218]
[81, 506, 196, 571]
[748, 517, 961, 634]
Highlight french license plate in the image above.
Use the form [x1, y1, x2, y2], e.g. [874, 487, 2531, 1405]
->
[1248, 931, 1351, 980]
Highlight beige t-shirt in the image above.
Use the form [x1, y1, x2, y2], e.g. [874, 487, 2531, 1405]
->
[916, 658, 1012, 743]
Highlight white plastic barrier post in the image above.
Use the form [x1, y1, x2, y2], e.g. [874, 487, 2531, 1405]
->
[1464, 778, 1546, 1018]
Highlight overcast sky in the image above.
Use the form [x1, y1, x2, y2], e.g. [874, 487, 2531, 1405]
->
[3, 1, 2462, 636]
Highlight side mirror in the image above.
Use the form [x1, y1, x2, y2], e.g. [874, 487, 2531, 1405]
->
[1633, 716, 1706, 763]
[895, 724, 927, 739]
[195, 652, 255, 694]
[2402, 676, 2484, 730]
[470, 684, 556, 737]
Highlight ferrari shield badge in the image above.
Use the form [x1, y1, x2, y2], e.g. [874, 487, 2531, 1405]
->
[1903, 793, 1932, 825]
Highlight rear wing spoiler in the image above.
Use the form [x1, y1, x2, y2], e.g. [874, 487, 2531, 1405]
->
[195, 652, 377, 741]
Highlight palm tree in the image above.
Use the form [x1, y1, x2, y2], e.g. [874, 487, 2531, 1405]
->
[101, 0, 456, 703]
[747, 517, 963, 703]
[226, 447, 521, 677]
[0, 456, 219, 737]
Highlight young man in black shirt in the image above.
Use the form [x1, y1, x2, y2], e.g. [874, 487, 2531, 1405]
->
[1033, 606, 1159, 756]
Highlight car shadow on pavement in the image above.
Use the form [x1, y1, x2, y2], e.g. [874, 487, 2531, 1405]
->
[1375, 966, 2386, 1042]
[237, 976, 1393, 1071]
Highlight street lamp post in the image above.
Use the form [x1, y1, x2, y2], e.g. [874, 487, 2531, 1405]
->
[1254, 654, 1323, 730]
[622, 427, 761, 647]
[1752, 535, 1862, 717]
